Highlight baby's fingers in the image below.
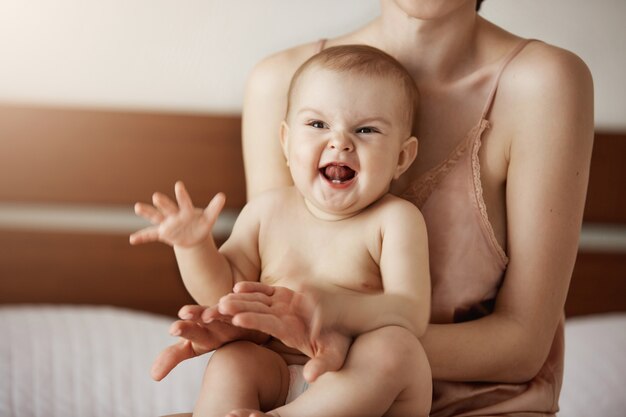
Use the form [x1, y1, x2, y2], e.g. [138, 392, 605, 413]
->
[231, 312, 287, 340]
[169, 320, 222, 350]
[221, 292, 273, 306]
[153, 192, 178, 216]
[204, 192, 226, 227]
[233, 281, 276, 296]
[134, 202, 164, 225]
[178, 304, 209, 321]
[150, 339, 195, 381]
[174, 181, 194, 213]
[219, 298, 271, 317]
[129, 226, 160, 245]
[201, 305, 230, 323]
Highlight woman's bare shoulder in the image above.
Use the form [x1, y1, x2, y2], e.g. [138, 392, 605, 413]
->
[501, 41, 593, 107]
[494, 40, 593, 144]
[245, 41, 324, 97]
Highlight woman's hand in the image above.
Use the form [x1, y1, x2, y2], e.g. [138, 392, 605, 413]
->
[218, 282, 352, 382]
[151, 304, 270, 381]
[129, 181, 225, 247]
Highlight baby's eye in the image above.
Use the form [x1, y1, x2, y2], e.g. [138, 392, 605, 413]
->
[308, 120, 326, 129]
[355, 126, 379, 134]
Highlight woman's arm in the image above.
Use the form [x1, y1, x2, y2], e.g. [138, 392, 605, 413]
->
[242, 43, 321, 199]
[421, 45, 594, 383]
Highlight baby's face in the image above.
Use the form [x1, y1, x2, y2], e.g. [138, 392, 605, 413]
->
[282, 68, 416, 220]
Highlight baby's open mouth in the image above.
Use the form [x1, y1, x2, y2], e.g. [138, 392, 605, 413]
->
[320, 163, 357, 184]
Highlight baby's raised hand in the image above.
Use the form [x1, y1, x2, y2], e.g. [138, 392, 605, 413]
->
[129, 181, 225, 247]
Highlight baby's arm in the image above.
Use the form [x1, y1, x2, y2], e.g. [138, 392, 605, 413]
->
[174, 198, 262, 306]
[322, 200, 431, 338]
[131, 181, 261, 306]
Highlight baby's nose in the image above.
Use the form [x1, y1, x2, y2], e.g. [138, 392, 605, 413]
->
[328, 132, 354, 151]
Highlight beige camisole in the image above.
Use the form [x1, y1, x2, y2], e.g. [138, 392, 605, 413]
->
[317, 38, 564, 416]
[399, 39, 564, 417]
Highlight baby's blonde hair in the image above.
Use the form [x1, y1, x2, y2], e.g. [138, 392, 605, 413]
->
[286, 44, 419, 134]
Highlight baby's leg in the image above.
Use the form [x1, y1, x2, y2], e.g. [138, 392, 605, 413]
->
[272, 326, 431, 417]
[192, 341, 290, 417]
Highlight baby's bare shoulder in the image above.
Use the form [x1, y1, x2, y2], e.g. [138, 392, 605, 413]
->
[369, 195, 425, 230]
[376, 194, 422, 214]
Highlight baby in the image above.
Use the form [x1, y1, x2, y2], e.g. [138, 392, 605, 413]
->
[131, 45, 431, 417]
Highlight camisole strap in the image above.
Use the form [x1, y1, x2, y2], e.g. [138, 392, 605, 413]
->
[316, 38, 327, 53]
[480, 39, 535, 119]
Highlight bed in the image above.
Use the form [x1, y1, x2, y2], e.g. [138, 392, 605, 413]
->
[1, 104, 625, 416]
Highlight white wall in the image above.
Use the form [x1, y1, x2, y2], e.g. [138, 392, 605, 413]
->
[0, 0, 378, 114]
[0, 0, 624, 129]
[481, 0, 626, 131]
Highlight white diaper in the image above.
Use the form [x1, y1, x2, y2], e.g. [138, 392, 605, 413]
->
[285, 365, 310, 404]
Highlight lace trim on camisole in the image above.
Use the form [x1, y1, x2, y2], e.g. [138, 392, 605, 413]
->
[400, 119, 489, 208]
[402, 39, 534, 266]
[471, 120, 509, 266]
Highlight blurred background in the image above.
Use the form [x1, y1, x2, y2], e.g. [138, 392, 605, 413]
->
[0, 0, 624, 126]
[0, 0, 624, 316]
[0, 2, 625, 416]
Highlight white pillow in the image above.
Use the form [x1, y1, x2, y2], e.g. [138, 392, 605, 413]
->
[2, 306, 625, 417]
[559, 313, 626, 417]
[0, 305, 210, 417]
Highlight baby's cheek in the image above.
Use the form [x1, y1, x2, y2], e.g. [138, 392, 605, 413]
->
[290, 149, 316, 172]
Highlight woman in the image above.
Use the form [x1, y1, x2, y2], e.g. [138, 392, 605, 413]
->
[156, 1, 593, 415]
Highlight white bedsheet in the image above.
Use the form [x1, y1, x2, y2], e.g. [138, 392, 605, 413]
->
[0, 306, 207, 417]
[559, 313, 626, 417]
[0, 306, 624, 417]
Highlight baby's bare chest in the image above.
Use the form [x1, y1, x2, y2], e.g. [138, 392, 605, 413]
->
[258, 219, 383, 294]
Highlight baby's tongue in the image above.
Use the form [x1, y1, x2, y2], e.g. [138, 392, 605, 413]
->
[324, 165, 354, 182]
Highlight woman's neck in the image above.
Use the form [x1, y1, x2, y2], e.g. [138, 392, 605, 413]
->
[363, 1, 482, 82]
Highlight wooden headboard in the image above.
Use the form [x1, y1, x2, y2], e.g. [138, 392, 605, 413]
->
[1, 104, 624, 317]
[0, 105, 245, 316]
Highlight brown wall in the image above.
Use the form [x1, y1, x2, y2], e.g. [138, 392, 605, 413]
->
[0, 105, 624, 317]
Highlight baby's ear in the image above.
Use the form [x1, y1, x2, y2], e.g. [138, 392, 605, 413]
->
[279, 121, 290, 166]
[394, 136, 418, 179]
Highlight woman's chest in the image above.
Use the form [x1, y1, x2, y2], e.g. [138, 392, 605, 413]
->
[392, 86, 510, 251]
